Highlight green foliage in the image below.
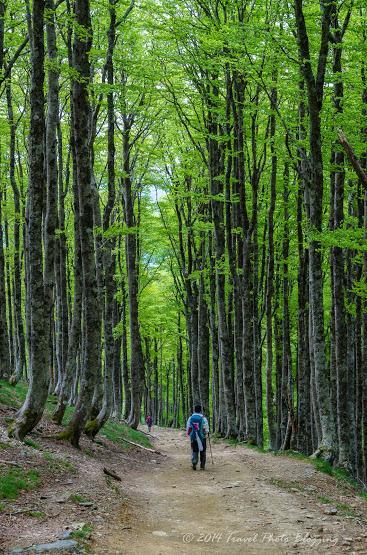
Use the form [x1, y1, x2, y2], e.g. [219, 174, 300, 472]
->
[222, 436, 266, 452]
[317, 495, 333, 504]
[334, 502, 356, 517]
[316, 497, 356, 517]
[313, 458, 334, 476]
[324, 228, 367, 251]
[2, 380, 150, 453]
[273, 450, 308, 461]
[244, 442, 266, 454]
[27, 510, 46, 518]
[277, 450, 359, 489]
[101, 420, 152, 449]
[1, 0, 367, 464]
[70, 524, 93, 541]
[24, 439, 40, 450]
[43, 451, 75, 471]
[0, 468, 40, 500]
[70, 493, 90, 504]
[42, 451, 54, 462]
[0, 381, 28, 408]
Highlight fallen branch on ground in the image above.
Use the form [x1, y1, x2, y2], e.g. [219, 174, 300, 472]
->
[117, 436, 163, 455]
[5, 507, 46, 516]
[138, 429, 158, 439]
[103, 467, 122, 481]
[0, 459, 21, 467]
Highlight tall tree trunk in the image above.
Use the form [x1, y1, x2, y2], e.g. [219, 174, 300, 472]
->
[230, 70, 246, 439]
[242, 237, 257, 443]
[330, 17, 350, 467]
[61, 0, 101, 447]
[281, 163, 294, 451]
[294, 0, 336, 460]
[177, 314, 186, 425]
[54, 122, 69, 396]
[296, 83, 312, 454]
[208, 79, 237, 438]
[86, 0, 116, 436]
[198, 272, 209, 414]
[123, 123, 144, 429]
[265, 78, 277, 450]
[361, 47, 367, 482]
[43, 0, 59, 401]
[10, 0, 48, 439]
[274, 272, 283, 450]
[153, 337, 159, 423]
[6, 80, 25, 384]
[0, 3, 8, 380]
[4, 208, 14, 376]
[52, 130, 82, 424]
[121, 275, 130, 420]
[189, 285, 199, 407]
[0, 185, 10, 379]
[112, 297, 122, 417]
[208, 232, 219, 432]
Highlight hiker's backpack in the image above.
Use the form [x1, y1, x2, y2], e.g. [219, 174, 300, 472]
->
[189, 414, 204, 443]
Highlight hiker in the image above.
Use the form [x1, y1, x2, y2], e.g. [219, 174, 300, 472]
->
[145, 414, 153, 432]
[186, 404, 209, 470]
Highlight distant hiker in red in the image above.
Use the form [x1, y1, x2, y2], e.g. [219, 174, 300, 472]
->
[186, 404, 209, 470]
[145, 415, 153, 432]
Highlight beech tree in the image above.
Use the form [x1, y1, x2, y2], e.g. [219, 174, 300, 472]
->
[1, 0, 367, 479]
[9, 0, 48, 439]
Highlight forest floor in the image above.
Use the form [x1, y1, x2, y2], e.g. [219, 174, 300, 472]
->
[0, 381, 156, 554]
[0, 386, 367, 555]
[93, 428, 367, 555]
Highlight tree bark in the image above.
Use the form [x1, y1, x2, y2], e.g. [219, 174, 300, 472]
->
[43, 0, 59, 401]
[61, 0, 101, 447]
[208, 78, 237, 438]
[123, 122, 144, 429]
[265, 78, 277, 450]
[330, 19, 350, 467]
[198, 271, 209, 414]
[10, 0, 48, 439]
[0, 186, 10, 379]
[86, 0, 117, 437]
[6, 80, 25, 384]
[294, 0, 336, 460]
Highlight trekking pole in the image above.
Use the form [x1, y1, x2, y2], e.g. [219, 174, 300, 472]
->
[208, 433, 214, 465]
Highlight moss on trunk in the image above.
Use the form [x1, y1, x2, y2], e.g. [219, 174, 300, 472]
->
[84, 418, 99, 439]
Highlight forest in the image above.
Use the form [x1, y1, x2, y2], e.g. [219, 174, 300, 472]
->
[0, 0, 366, 483]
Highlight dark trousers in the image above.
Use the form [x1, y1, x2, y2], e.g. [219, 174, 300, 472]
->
[191, 438, 206, 467]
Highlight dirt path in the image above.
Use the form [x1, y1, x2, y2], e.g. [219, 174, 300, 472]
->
[93, 428, 367, 555]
